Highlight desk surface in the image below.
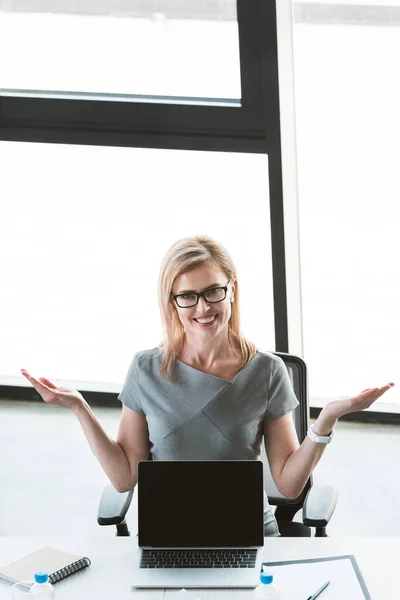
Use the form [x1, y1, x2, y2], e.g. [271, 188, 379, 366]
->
[0, 537, 397, 600]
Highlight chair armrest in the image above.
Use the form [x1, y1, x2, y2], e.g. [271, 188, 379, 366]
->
[97, 484, 134, 526]
[302, 485, 338, 527]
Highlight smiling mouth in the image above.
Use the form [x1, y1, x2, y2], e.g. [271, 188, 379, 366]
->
[193, 315, 217, 324]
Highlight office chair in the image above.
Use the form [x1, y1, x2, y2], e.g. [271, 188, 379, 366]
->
[97, 352, 338, 537]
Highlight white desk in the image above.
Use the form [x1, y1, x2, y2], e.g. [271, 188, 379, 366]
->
[0, 537, 397, 600]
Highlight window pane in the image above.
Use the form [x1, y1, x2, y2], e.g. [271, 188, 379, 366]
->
[294, 18, 400, 407]
[0, 142, 273, 390]
[0, 2, 240, 99]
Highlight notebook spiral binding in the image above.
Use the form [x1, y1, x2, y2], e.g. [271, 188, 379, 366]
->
[48, 557, 91, 583]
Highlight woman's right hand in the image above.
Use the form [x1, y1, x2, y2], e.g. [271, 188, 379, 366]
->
[21, 368, 86, 412]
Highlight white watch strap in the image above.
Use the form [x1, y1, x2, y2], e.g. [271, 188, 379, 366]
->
[307, 425, 334, 444]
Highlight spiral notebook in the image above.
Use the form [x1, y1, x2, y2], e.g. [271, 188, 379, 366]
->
[0, 546, 91, 589]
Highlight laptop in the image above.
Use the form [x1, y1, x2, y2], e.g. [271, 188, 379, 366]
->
[131, 460, 264, 588]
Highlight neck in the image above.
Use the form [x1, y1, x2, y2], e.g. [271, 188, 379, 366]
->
[181, 332, 235, 368]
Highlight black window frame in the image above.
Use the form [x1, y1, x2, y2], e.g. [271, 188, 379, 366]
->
[2, 1, 399, 424]
[0, 0, 290, 398]
[0, 1, 280, 153]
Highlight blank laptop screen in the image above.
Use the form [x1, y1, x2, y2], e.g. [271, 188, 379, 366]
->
[138, 461, 264, 548]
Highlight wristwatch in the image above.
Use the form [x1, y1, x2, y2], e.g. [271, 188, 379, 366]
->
[307, 424, 334, 444]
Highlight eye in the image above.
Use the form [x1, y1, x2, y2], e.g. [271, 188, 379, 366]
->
[206, 288, 222, 298]
[180, 293, 197, 300]
[205, 287, 226, 301]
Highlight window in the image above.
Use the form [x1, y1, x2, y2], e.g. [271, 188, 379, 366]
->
[293, 5, 400, 408]
[0, 141, 274, 390]
[1, 0, 293, 403]
[0, 1, 277, 151]
[0, 2, 241, 98]
[5, 0, 395, 416]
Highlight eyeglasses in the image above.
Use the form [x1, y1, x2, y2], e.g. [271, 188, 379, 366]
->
[172, 283, 230, 308]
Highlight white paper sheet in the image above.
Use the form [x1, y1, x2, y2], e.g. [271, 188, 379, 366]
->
[265, 556, 368, 600]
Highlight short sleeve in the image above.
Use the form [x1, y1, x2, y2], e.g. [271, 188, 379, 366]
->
[264, 356, 299, 420]
[118, 352, 144, 414]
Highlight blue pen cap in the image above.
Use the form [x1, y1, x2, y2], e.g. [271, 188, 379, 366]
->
[260, 570, 274, 584]
[34, 572, 49, 584]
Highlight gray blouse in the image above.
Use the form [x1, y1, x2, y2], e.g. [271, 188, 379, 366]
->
[119, 348, 299, 532]
[118, 348, 298, 462]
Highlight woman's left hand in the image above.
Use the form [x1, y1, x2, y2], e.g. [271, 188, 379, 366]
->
[324, 382, 395, 421]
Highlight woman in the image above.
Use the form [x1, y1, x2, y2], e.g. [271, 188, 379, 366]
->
[21, 235, 394, 536]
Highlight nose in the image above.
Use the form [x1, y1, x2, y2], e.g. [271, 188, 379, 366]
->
[195, 295, 211, 313]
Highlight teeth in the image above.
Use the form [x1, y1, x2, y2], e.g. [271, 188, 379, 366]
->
[196, 315, 216, 324]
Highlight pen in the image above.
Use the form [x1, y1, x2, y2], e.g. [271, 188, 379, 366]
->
[306, 580, 330, 600]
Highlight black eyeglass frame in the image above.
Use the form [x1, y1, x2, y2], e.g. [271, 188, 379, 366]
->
[172, 282, 231, 308]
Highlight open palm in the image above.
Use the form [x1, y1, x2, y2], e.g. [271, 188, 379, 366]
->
[327, 383, 395, 420]
[21, 369, 84, 411]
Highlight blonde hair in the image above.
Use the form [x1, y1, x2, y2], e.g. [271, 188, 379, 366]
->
[158, 235, 256, 381]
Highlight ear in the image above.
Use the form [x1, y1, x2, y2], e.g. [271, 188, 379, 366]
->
[230, 277, 237, 298]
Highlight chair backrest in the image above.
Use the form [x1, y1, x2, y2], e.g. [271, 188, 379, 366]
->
[260, 351, 311, 508]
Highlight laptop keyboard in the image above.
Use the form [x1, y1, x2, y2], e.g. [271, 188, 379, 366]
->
[140, 549, 257, 569]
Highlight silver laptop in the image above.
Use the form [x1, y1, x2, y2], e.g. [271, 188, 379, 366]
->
[131, 460, 264, 588]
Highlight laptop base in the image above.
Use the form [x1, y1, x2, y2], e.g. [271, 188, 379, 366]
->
[131, 547, 263, 588]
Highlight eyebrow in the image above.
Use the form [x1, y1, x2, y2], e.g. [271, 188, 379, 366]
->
[175, 283, 224, 294]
